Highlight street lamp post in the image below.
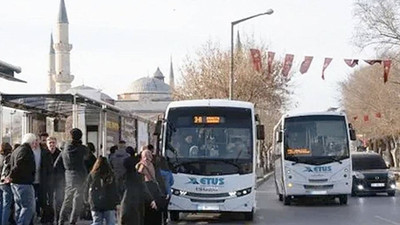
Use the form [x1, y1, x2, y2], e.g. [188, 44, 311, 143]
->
[229, 9, 274, 100]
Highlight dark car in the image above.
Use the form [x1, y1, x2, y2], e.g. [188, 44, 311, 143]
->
[351, 152, 396, 196]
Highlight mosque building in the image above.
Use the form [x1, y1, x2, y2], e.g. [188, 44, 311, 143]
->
[47, 0, 174, 120]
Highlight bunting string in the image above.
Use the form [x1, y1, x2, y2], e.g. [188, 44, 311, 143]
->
[248, 50, 392, 83]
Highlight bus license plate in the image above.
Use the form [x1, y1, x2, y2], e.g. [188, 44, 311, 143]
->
[310, 191, 327, 195]
[371, 183, 385, 187]
[197, 205, 220, 211]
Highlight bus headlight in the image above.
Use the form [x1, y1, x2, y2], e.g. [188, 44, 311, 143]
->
[172, 188, 187, 196]
[236, 187, 252, 197]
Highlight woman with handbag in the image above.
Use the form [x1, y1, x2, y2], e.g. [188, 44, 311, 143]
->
[137, 149, 164, 225]
[84, 156, 119, 225]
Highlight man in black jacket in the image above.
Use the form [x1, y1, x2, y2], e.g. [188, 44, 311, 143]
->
[8, 133, 37, 225]
[47, 136, 64, 224]
[30, 136, 53, 225]
[58, 128, 88, 225]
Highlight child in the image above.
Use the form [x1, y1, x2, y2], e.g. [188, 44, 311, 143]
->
[84, 156, 119, 225]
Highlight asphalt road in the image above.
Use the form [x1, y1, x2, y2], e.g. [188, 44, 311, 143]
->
[71, 175, 400, 225]
[167, 176, 400, 225]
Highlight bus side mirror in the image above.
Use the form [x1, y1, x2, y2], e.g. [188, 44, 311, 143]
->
[277, 131, 283, 143]
[256, 125, 265, 140]
[349, 129, 356, 141]
[153, 120, 162, 136]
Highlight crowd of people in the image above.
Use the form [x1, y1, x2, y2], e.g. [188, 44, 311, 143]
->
[0, 128, 174, 225]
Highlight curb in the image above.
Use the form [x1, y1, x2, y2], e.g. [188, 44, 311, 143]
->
[256, 171, 274, 188]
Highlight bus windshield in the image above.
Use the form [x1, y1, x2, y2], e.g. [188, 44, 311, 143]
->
[164, 107, 253, 175]
[284, 115, 350, 165]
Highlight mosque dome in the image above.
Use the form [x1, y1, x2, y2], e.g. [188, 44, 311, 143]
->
[127, 77, 171, 94]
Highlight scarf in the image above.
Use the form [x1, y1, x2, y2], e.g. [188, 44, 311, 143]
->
[137, 150, 155, 182]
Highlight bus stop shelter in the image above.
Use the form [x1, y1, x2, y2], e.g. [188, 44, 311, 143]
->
[0, 93, 123, 155]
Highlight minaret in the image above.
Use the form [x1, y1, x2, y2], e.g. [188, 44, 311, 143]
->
[48, 34, 56, 94]
[169, 57, 175, 88]
[53, 0, 74, 93]
[236, 30, 242, 51]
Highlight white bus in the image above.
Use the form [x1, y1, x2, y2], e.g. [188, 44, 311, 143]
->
[158, 99, 264, 221]
[273, 112, 356, 205]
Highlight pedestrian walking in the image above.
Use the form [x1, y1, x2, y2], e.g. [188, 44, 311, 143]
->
[109, 141, 129, 199]
[58, 128, 88, 225]
[137, 149, 165, 225]
[159, 157, 174, 224]
[84, 157, 118, 225]
[0, 142, 16, 225]
[31, 136, 53, 225]
[47, 137, 64, 225]
[119, 147, 151, 225]
[9, 133, 37, 225]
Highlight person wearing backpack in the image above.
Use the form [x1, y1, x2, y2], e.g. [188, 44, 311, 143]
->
[84, 156, 118, 225]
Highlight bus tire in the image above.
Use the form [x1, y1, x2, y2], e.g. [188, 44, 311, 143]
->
[170, 211, 180, 221]
[283, 196, 291, 205]
[278, 194, 283, 201]
[244, 210, 254, 221]
[339, 195, 348, 205]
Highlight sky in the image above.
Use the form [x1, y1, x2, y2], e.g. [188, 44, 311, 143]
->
[0, 0, 376, 114]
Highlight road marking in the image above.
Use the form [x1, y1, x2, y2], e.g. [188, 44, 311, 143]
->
[375, 216, 400, 225]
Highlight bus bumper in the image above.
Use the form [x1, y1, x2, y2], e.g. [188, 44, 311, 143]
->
[168, 193, 254, 213]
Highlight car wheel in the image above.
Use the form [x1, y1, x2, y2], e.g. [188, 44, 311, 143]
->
[388, 191, 396, 197]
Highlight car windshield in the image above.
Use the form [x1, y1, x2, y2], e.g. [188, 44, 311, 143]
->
[352, 155, 387, 170]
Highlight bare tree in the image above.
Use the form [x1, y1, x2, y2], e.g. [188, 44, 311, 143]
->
[174, 38, 291, 144]
[353, 0, 400, 51]
[340, 53, 400, 166]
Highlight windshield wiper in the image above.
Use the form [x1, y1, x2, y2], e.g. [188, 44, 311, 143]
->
[331, 156, 343, 164]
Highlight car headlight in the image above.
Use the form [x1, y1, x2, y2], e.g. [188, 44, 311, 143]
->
[354, 171, 365, 179]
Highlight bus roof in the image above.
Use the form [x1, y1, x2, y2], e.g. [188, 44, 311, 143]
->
[167, 99, 254, 110]
[284, 111, 346, 119]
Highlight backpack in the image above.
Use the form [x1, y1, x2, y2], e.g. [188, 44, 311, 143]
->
[88, 174, 106, 209]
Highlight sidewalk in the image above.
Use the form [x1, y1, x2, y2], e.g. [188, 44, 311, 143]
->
[256, 171, 274, 188]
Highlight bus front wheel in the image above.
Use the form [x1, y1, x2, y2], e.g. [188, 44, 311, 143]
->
[339, 195, 348, 205]
[170, 211, 180, 221]
[244, 210, 254, 221]
[283, 196, 291, 205]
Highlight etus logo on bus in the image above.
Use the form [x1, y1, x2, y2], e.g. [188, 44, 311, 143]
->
[304, 166, 332, 173]
[187, 177, 225, 185]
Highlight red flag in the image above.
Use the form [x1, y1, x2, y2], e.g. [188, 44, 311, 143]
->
[353, 116, 358, 121]
[364, 60, 382, 65]
[250, 49, 262, 72]
[282, 54, 294, 77]
[300, 56, 313, 74]
[267, 51, 275, 78]
[321, 58, 333, 80]
[383, 60, 391, 83]
[344, 59, 359, 68]
[363, 115, 369, 122]
[375, 112, 382, 118]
